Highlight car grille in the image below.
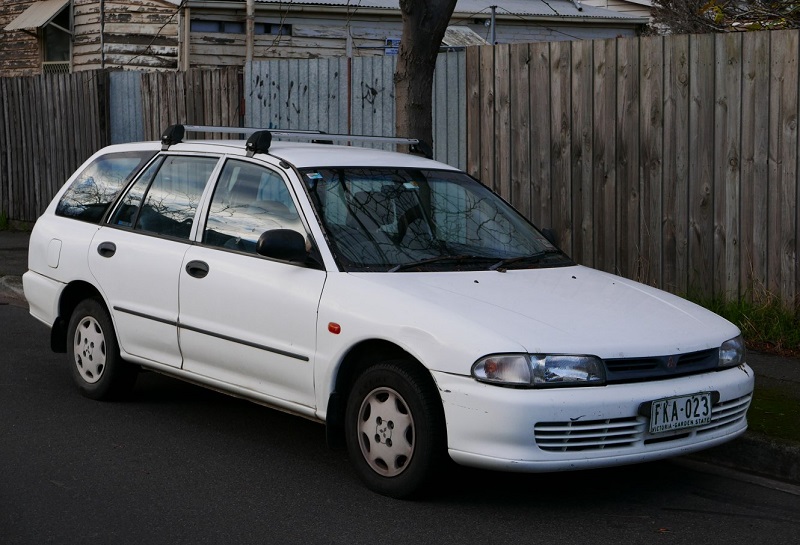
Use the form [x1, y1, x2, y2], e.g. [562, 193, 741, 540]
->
[533, 394, 751, 452]
[604, 348, 719, 383]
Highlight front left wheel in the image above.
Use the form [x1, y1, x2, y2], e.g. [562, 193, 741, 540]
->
[67, 298, 137, 400]
[345, 360, 446, 499]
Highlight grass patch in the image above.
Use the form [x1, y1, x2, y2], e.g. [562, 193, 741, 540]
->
[0, 212, 7, 231]
[691, 295, 800, 445]
[695, 296, 800, 357]
[747, 386, 800, 444]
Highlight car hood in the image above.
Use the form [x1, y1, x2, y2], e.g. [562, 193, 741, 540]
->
[349, 265, 738, 360]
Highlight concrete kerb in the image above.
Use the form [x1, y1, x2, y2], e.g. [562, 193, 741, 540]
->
[689, 432, 800, 485]
[0, 275, 24, 299]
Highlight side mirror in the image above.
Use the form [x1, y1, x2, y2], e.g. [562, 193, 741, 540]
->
[256, 229, 308, 263]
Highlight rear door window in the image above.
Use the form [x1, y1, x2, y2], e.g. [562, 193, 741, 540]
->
[110, 155, 220, 240]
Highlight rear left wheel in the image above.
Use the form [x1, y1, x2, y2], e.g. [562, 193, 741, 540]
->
[67, 298, 137, 400]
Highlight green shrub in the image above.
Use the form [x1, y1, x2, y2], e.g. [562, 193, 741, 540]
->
[696, 296, 800, 357]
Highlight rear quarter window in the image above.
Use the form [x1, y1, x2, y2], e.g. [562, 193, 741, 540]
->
[55, 150, 156, 223]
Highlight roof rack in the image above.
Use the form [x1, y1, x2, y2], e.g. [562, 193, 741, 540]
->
[159, 124, 433, 159]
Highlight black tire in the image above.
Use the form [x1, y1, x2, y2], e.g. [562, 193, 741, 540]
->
[67, 298, 137, 400]
[345, 360, 446, 499]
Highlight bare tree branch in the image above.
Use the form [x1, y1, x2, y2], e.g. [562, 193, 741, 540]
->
[651, 1, 800, 34]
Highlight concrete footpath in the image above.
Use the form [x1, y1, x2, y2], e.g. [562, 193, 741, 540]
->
[1, 229, 798, 485]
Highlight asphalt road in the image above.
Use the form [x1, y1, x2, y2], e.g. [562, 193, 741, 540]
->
[2, 303, 799, 545]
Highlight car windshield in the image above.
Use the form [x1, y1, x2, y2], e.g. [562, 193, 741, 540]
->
[301, 167, 573, 272]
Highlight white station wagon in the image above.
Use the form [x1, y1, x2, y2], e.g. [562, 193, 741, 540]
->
[24, 125, 754, 498]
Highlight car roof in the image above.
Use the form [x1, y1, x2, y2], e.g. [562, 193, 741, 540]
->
[103, 139, 459, 171]
[265, 141, 458, 170]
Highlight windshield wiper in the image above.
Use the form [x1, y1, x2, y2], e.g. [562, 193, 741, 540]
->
[389, 254, 493, 272]
[489, 249, 567, 271]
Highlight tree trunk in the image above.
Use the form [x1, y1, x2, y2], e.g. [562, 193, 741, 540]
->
[395, 0, 457, 149]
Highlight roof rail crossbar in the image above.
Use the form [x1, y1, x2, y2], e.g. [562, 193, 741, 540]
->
[182, 125, 326, 137]
[160, 125, 434, 159]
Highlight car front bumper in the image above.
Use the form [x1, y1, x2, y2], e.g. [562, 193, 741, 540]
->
[431, 364, 754, 472]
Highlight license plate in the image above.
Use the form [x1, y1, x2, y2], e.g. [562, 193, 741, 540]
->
[649, 393, 712, 434]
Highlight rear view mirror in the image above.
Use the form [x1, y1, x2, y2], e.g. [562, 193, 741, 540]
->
[256, 229, 308, 263]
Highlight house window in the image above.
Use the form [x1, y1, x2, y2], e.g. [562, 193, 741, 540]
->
[255, 23, 292, 36]
[190, 20, 245, 34]
[190, 20, 292, 36]
[43, 4, 71, 63]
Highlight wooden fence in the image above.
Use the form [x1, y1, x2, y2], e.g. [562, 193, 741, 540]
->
[0, 71, 109, 221]
[139, 67, 241, 140]
[467, 29, 800, 305]
[4, 30, 800, 308]
[0, 67, 242, 224]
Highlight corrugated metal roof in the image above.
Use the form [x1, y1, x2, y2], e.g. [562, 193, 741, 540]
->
[252, 0, 647, 21]
[455, 0, 645, 20]
[4, 0, 70, 32]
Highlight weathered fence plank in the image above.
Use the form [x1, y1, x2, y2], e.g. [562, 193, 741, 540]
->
[466, 46, 481, 179]
[495, 44, 511, 201]
[663, 34, 690, 296]
[688, 33, 715, 298]
[640, 35, 664, 289]
[592, 38, 617, 276]
[551, 40, 572, 256]
[530, 41, 552, 229]
[571, 38, 593, 266]
[740, 32, 770, 300]
[509, 43, 531, 220]
[714, 32, 743, 301]
[479, 46, 495, 193]
[616, 37, 639, 280]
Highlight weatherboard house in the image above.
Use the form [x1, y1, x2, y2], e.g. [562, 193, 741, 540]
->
[1, 0, 647, 75]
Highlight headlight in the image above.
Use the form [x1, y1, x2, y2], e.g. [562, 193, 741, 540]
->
[530, 354, 606, 386]
[719, 335, 745, 368]
[472, 354, 606, 388]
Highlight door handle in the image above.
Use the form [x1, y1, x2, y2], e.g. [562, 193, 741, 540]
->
[97, 242, 116, 258]
[185, 260, 210, 279]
